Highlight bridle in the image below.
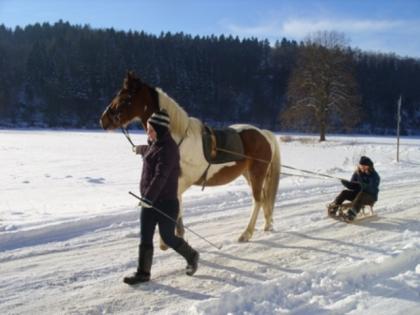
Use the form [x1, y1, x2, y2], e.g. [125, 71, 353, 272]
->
[121, 113, 190, 149]
[107, 84, 189, 149]
[103, 87, 140, 149]
[105, 89, 135, 126]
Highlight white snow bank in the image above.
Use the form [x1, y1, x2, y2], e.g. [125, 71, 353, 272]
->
[1, 130, 420, 315]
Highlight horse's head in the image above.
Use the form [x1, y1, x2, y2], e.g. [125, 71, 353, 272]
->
[100, 71, 159, 130]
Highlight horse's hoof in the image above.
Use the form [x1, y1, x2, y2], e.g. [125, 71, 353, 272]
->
[238, 233, 250, 242]
[264, 225, 273, 232]
[160, 241, 169, 251]
[176, 227, 185, 238]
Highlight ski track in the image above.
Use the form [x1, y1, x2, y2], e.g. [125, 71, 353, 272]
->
[1, 131, 419, 314]
[1, 185, 419, 314]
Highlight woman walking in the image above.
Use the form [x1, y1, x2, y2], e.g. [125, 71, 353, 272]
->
[123, 110, 199, 285]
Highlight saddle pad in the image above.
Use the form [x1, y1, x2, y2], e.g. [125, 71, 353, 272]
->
[202, 126, 245, 164]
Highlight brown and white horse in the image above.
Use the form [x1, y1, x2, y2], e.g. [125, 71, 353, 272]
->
[100, 72, 281, 246]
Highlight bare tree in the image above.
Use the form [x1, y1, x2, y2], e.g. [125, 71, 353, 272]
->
[281, 31, 361, 141]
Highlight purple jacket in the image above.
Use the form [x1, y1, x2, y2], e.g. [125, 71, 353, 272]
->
[137, 132, 180, 203]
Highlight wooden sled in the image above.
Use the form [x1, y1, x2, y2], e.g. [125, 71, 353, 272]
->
[327, 202, 377, 223]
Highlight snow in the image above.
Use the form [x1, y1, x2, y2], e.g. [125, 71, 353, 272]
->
[1, 129, 419, 315]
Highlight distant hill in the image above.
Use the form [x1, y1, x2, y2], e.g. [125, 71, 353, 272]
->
[0, 21, 419, 134]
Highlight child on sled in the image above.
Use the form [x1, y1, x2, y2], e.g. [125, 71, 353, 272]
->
[328, 156, 380, 221]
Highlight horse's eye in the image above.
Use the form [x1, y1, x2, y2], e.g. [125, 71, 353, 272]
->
[109, 106, 118, 114]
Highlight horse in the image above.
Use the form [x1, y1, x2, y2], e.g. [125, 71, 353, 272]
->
[100, 72, 281, 248]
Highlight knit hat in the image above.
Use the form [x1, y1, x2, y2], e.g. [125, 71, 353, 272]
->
[359, 156, 373, 167]
[148, 109, 170, 139]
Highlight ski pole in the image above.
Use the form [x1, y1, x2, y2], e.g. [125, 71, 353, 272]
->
[129, 191, 222, 250]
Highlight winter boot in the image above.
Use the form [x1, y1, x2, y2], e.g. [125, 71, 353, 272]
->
[123, 244, 153, 285]
[345, 208, 357, 222]
[327, 202, 339, 215]
[175, 240, 199, 276]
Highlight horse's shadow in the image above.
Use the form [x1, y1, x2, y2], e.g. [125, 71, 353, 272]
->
[195, 272, 249, 287]
[254, 237, 366, 262]
[198, 258, 268, 282]
[275, 216, 418, 256]
[149, 251, 303, 292]
[282, 231, 389, 255]
[209, 250, 303, 274]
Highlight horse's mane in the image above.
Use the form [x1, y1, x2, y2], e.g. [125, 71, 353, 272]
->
[155, 87, 195, 137]
[124, 72, 201, 137]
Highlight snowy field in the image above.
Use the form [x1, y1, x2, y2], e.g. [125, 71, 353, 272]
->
[1, 129, 419, 315]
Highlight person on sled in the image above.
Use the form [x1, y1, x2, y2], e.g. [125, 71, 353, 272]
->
[123, 109, 199, 285]
[328, 156, 380, 221]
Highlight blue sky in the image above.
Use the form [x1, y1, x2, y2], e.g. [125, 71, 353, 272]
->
[1, 0, 419, 58]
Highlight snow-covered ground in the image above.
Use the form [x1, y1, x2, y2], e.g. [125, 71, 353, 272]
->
[1, 130, 419, 315]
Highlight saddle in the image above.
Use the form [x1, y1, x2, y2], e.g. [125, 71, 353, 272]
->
[202, 125, 244, 164]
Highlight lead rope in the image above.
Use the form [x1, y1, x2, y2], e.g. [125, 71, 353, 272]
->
[177, 121, 190, 147]
[121, 127, 136, 148]
[122, 120, 189, 149]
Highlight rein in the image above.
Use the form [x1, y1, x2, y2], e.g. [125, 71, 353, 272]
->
[282, 171, 329, 180]
[120, 120, 190, 149]
[215, 147, 347, 182]
[281, 164, 347, 181]
[216, 147, 271, 164]
[122, 128, 346, 183]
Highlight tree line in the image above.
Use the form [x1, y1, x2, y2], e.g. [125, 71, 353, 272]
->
[0, 21, 419, 134]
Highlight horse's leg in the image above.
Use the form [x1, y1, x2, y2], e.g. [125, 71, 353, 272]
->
[176, 179, 191, 239]
[262, 201, 274, 231]
[158, 197, 184, 251]
[238, 166, 267, 242]
[238, 199, 262, 242]
[158, 206, 184, 250]
[159, 178, 189, 250]
[260, 130, 280, 232]
[261, 171, 275, 231]
[175, 195, 185, 238]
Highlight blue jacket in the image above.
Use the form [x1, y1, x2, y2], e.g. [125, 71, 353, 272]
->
[137, 132, 180, 203]
[343, 169, 380, 201]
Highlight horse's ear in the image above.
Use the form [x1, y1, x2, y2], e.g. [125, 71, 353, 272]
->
[126, 70, 142, 83]
[127, 71, 135, 79]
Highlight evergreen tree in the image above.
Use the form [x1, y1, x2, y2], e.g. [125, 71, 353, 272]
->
[0, 22, 419, 133]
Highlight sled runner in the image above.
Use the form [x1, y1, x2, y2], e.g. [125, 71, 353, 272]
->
[327, 202, 377, 223]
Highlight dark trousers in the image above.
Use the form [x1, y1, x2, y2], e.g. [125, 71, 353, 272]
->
[140, 199, 183, 249]
[335, 190, 376, 213]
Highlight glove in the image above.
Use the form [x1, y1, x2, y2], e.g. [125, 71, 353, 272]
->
[341, 179, 350, 186]
[133, 145, 149, 155]
[138, 197, 153, 208]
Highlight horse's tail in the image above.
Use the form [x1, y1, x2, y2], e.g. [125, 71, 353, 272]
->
[261, 130, 281, 222]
